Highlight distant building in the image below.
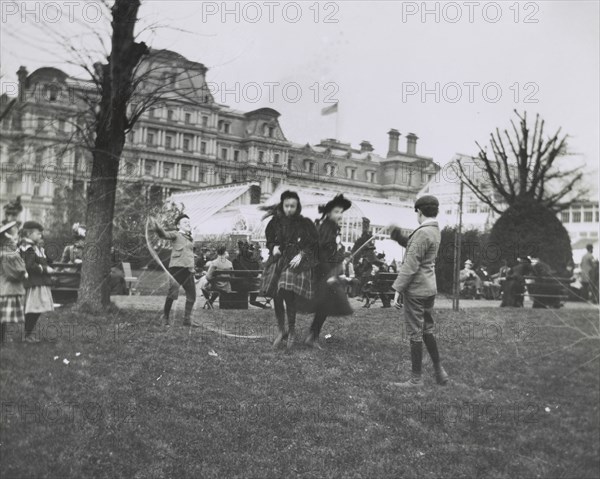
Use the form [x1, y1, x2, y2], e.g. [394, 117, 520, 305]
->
[0, 49, 439, 224]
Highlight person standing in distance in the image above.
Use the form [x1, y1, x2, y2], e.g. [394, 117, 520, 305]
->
[390, 195, 448, 387]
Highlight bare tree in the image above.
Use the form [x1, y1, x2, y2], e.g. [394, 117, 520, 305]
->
[2, 0, 212, 310]
[457, 110, 586, 214]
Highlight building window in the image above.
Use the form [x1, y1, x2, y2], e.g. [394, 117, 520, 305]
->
[165, 132, 175, 149]
[202, 116, 208, 127]
[147, 129, 157, 146]
[183, 135, 192, 152]
[366, 171, 376, 183]
[163, 162, 173, 179]
[584, 210, 593, 222]
[572, 211, 581, 223]
[218, 120, 224, 131]
[305, 160, 315, 173]
[288, 156, 294, 170]
[182, 167, 190, 181]
[184, 112, 191, 124]
[234, 150, 240, 162]
[468, 203, 477, 213]
[44, 84, 58, 102]
[167, 109, 174, 121]
[129, 130, 135, 144]
[37, 117, 45, 130]
[149, 108, 157, 119]
[58, 118, 66, 132]
[200, 141, 207, 154]
[325, 163, 336, 177]
[596, 211, 599, 222]
[346, 167, 356, 180]
[199, 170, 206, 183]
[561, 211, 570, 223]
[33, 185, 40, 197]
[258, 151, 265, 163]
[480, 204, 490, 213]
[274, 153, 280, 164]
[221, 148, 228, 161]
[144, 161, 155, 176]
[125, 162, 135, 176]
[224, 123, 230, 134]
[268, 126, 274, 138]
[35, 148, 44, 164]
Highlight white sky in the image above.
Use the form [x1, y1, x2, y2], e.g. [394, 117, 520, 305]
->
[1, 0, 598, 194]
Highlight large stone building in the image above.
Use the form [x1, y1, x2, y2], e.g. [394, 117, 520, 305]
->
[0, 49, 440, 224]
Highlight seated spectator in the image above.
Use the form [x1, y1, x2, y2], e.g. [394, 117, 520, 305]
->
[61, 223, 86, 264]
[232, 241, 268, 309]
[195, 247, 210, 276]
[341, 251, 359, 297]
[477, 265, 501, 300]
[460, 259, 481, 299]
[528, 256, 563, 308]
[501, 257, 531, 307]
[203, 246, 233, 306]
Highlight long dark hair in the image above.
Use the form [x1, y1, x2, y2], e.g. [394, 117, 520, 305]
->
[261, 190, 302, 219]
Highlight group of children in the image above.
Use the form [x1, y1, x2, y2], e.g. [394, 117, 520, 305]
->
[0, 220, 54, 343]
[260, 191, 354, 349]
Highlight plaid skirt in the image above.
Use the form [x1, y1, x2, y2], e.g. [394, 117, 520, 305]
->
[24, 286, 55, 314]
[278, 266, 314, 300]
[260, 261, 282, 298]
[0, 295, 25, 324]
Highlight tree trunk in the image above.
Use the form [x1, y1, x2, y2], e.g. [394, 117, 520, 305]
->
[79, 150, 121, 309]
[77, 0, 147, 311]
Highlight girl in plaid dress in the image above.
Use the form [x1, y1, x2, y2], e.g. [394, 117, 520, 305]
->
[260, 191, 318, 349]
[0, 221, 27, 343]
[19, 221, 54, 343]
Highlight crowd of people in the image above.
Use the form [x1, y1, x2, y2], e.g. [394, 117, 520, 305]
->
[458, 249, 600, 307]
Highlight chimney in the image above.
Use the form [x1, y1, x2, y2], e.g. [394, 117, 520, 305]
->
[387, 129, 400, 157]
[249, 184, 261, 204]
[406, 132, 418, 156]
[17, 66, 28, 101]
[360, 140, 374, 153]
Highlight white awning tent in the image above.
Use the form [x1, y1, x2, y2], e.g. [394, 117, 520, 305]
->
[168, 183, 419, 247]
[169, 182, 260, 239]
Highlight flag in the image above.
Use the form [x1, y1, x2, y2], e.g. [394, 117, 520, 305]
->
[321, 102, 338, 116]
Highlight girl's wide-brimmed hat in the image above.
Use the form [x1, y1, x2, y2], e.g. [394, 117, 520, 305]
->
[319, 194, 352, 215]
[0, 221, 17, 235]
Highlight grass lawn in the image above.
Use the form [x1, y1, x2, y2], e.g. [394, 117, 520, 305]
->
[1, 302, 599, 478]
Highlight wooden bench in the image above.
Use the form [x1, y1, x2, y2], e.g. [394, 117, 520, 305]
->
[362, 272, 397, 308]
[204, 269, 267, 310]
[523, 275, 571, 308]
[48, 262, 137, 304]
[49, 262, 81, 304]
